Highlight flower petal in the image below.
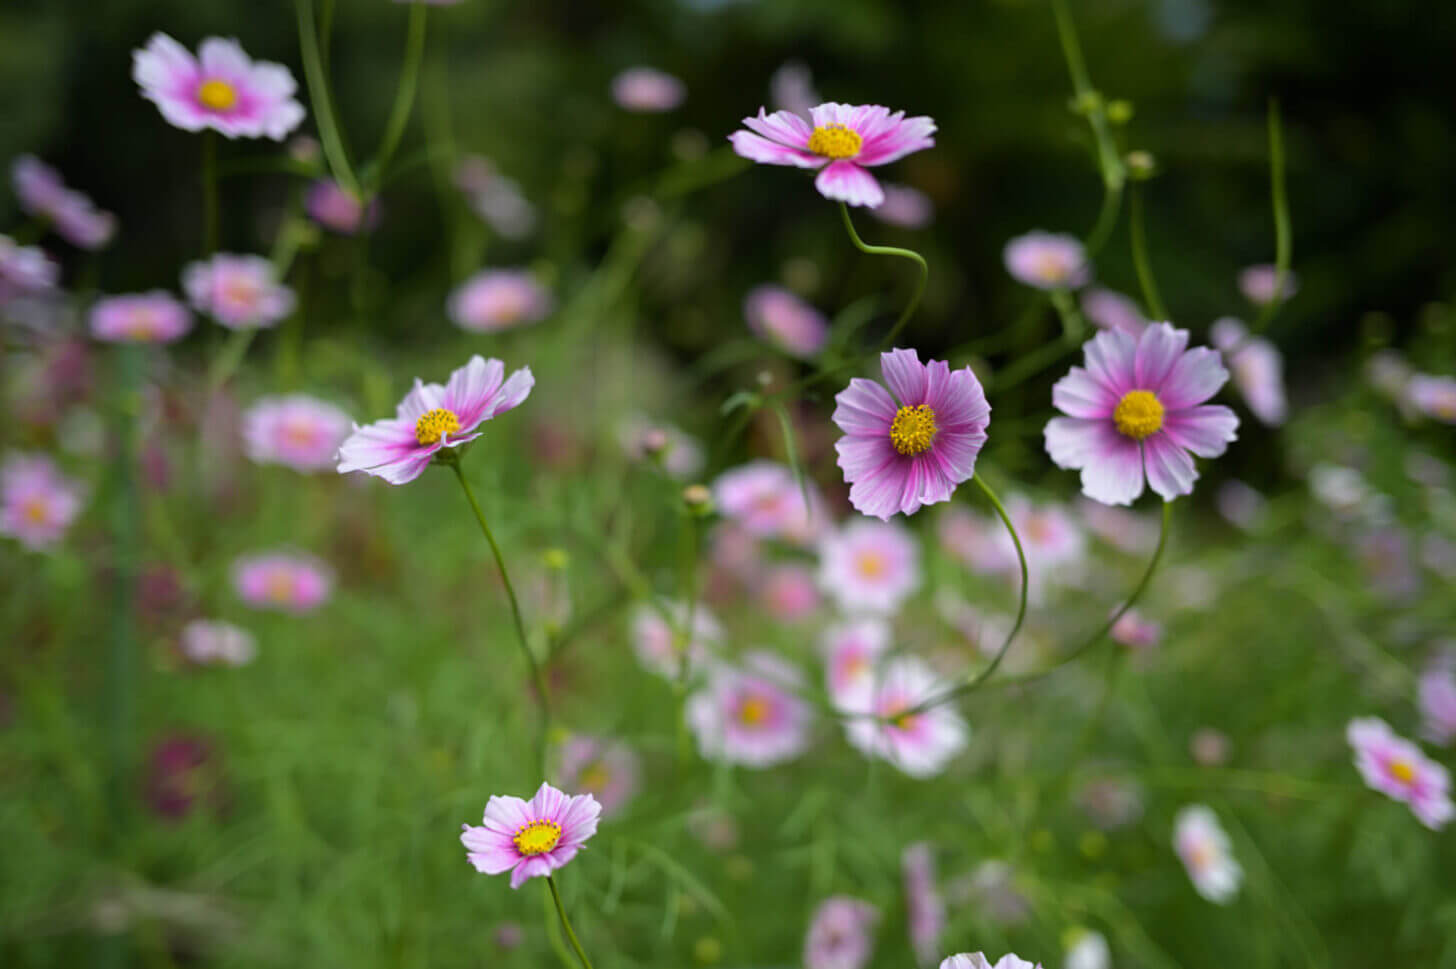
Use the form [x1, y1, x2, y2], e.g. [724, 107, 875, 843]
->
[508, 855, 555, 889]
[833, 378, 898, 435]
[729, 131, 822, 169]
[1051, 365, 1118, 419]
[1082, 328, 1138, 397]
[1133, 322, 1189, 389]
[1157, 346, 1229, 409]
[814, 161, 885, 207]
[443, 355, 505, 429]
[1161, 405, 1238, 458]
[482, 794, 533, 834]
[879, 348, 927, 405]
[740, 108, 812, 148]
[856, 114, 937, 166]
[1143, 433, 1197, 500]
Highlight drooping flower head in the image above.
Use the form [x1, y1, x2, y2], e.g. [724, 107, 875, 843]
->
[712, 460, 826, 545]
[1347, 716, 1452, 830]
[1238, 264, 1297, 306]
[743, 285, 829, 359]
[0, 235, 59, 306]
[449, 270, 553, 333]
[306, 179, 378, 235]
[610, 67, 686, 112]
[902, 843, 945, 967]
[833, 348, 990, 520]
[242, 395, 352, 473]
[803, 896, 879, 969]
[1173, 804, 1242, 903]
[1407, 374, 1456, 424]
[1004, 232, 1090, 290]
[1, 453, 86, 551]
[11, 156, 117, 250]
[89, 292, 192, 344]
[630, 600, 722, 679]
[336, 355, 534, 485]
[939, 953, 1042, 969]
[460, 782, 601, 889]
[132, 33, 305, 140]
[1045, 323, 1239, 505]
[729, 102, 936, 208]
[183, 253, 295, 330]
[232, 552, 333, 613]
[818, 518, 921, 615]
[820, 618, 892, 707]
[1080, 287, 1147, 335]
[180, 619, 257, 667]
[842, 657, 967, 778]
[871, 183, 934, 229]
[555, 735, 641, 818]
[1210, 317, 1287, 426]
[685, 652, 812, 768]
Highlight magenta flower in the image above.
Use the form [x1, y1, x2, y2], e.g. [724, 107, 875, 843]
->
[336, 355, 534, 485]
[12, 156, 117, 250]
[611, 67, 686, 112]
[0, 235, 59, 305]
[744, 285, 829, 359]
[1, 453, 86, 551]
[232, 552, 332, 613]
[449, 270, 553, 333]
[133, 34, 304, 140]
[1004, 232, 1089, 290]
[1420, 665, 1456, 745]
[941, 954, 1041, 969]
[729, 102, 936, 208]
[89, 292, 192, 344]
[1080, 287, 1147, 335]
[1210, 317, 1287, 426]
[818, 518, 921, 615]
[804, 896, 879, 969]
[460, 782, 601, 889]
[833, 348, 990, 520]
[842, 657, 967, 778]
[183, 253, 295, 329]
[243, 395, 352, 473]
[1044, 323, 1239, 505]
[556, 736, 641, 818]
[759, 563, 822, 622]
[1238, 263, 1297, 306]
[1347, 716, 1452, 830]
[180, 619, 257, 667]
[306, 179, 378, 235]
[686, 652, 813, 768]
[871, 183, 934, 229]
[902, 843, 945, 967]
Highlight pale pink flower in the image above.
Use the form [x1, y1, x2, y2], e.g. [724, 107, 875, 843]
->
[1045, 323, 1239, 505]
[89, 292, 192, 343]
[1, 453, 86, 551]
[712, 461, 826, 544]
[0, 235, 58, 305]
[232, 552, 332, 613]
[819, 518, 921, 615]
[242, 395, 352, 473]
[306, 179, 378, 235]
[1420, 666, 1456, 745]
[871, 184, 934, 229]
[820, 618, 892, 708]
[1173, 804, 1242, 903]
[336, 355, 533, 485]
[630, 600, 722, 680]
[902, 843, 945, 967]
[179, 619, 257, 667]
[685, 652, 812, 768]
[804, 896, 879, 969]
[1004, 232, 1089, 290]
[969, 495, 1084, 602]
[729, 102, 937, 208]
[832, 348, 990, 520]
[743, 285, 829, 359]
[1210, 317, 1287, 426]
[1407, 374, 1456, 424]
[1110, 607, 1162, 650]
[1080, 287, 1148, 335]
[936, 506, 1005, 572]
[842, 657, 966, 778]
[460, 782, 601, 889]
[11, 156, 117, 250]
[940, 953, 1041, 969]
[759, 563, 821, 622]
[132, 33, 304, 140]
[454, 156, 536, 239]
[1347, 716, 1452, 830]
[1238, 263, 1297, 306]
[556, 736, 641, 817]
[611, 67, 685, 112]
[183, 254, 295, 329]
[449, 270, 553, 333]
[770, 61, 820, 120]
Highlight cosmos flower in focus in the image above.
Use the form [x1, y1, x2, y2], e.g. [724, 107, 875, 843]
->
[1004, 232, 1089, 290]
[803, 896, 879, 969]
[818, 518, 921, 616]
[555, 735, 641, 817]
[1347, 716, 1452, 830]
[1173, 804, 1242, 903]
[460, 782, 601, 889]
[1238, 263, 1297, 306]
[242, 395, 352, 473]
[89, 292, 192, 343]
[448, 270, 553, 333]
[841, 656, 967, 778]
[686, 652, 812, 768]
[611, 67, 685, 112]
[179, 619, 257, 667]
[132, 33, 304, 140]
[1210, 317, 1287, 426]
[0, 453, 86, 551]
[630, 600, 722, 680]
[729, 102, 936, 207]
[743, 285, 829, 360]
[11, 156, 117, 250]
[232, 552, 333, 613]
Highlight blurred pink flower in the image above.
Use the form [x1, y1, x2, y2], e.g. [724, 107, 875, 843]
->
[242, 395, 352, 473]
[232, 552, 332, 613]
[180, 619, 257, 667]
[1419, 665, 1456, 746]
[743, 285, 829, 359]
[0, 235, 59, 305]
[901, 842, 944, 966]
[1173, 804, 1242, 903]
[11, 156, 116, 250]
[1110, 607, 1162, 650]
[870, 183, 934, 229]
[133, 33, 304, 140]
[630, 599, 722, 680]
[1238, 263, 1297, 306]
[1045, 323, 1238, 505]
[89, 292, 192, 343]
[611, 67, 685, 112]
[460, 782, 601, 889]
[1210, 317, 1287, 426]
[1348, 716, 1452, 829]
[183, 253, 295, 329]
[686, 652, 812, 767]
[616, 415, 704, 479]
[759, 563, 821, 622]
[804, 896, 879, 969]
[730, 102, 936, 208]
[712, 461, 826, 545]
[818, 518, 921, 615]
[842, 657, 966, 778]
[1215, 479, 1266, 531]
[1080, 287, 1146, 336]
[454, 155, 536, 239]
[306, 179, 378, 235]
[820, 618, 891, 708]
[1004, 232, 1089, 290]
[940, 954, 1041, 969]
[1077, 497, 1158, 553]
[556, 735, 641, 817]
[1407, 374, 1456, 424]
[448, 270, 553, 333]
[1, 452, 86, 551]
[770, 61, 820, 120]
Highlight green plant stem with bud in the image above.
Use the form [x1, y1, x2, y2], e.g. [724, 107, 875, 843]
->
[547, 877, 595, 969]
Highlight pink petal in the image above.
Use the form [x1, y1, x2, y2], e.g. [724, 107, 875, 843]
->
[509, 856, 555, 889]
[485, 367, 535, 419]
[1142, 433, 1197, 500]
[461, 826, 518, 874]
[482, 794, 534, 834]
[198, 37, 252, 80]
[856, 114, 937, 166]
[1161, 405, 1238, 458]
[879, 348, 927, 405]
[833, 378, 898, 435]
[1158, 346, 1228, 409]
[531, 782, 568, 821]
[1132, 322, 1189, 389]
[1082, 329, 1138, 397]
[729, 131, 822, 169]
[557, 794, 602, 844]
[1045, 418, 1145, 505]
[845, 457, 911, 521]
[443, 355, 505, 429]
[740, 108, 812, 148]
[927, 367, 991, 430]
[928, 427, 984, 482]
[337, 420, 425, 474]
[545, 843, 582, 868]
[1052, 366, 1118, 419]
[836, 434, 899, 480]
[396, 380, 447, 422]
[808, 102, 856, 128]
[815, 161, 885, 207]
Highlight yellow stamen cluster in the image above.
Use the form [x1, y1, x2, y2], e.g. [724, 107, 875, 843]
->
[22, 498, 49, 524]
[807, 123, 862, 160]
[890, 404, 938, 456]
[1390, 759, 1416, 785]
[739, 695, 770, 726]
[1112, 390, 1164, 441]
[197, 78, 238, 111]
[513, 819, 563, 856]
[415, 408, 462, 446]
[856, 550, 886, 579]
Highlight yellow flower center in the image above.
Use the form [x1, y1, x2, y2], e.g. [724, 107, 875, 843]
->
[1389, 759, 1416, 785]
[513, 819, 563, 856]
[738, 695, 770, 726]
[221, 278, 260, 310]
[856, 550, 886, 578]
[265, 573, 294, 603]
[124, 310, 159, 340]
[1187, 840, 1213, 872]
[807, 123, 863, 160]
[282, 419, 318, 447]
[1112, 390, 1164, 441]
[22, 498, 49, 524]
[1033, 251, 1070, 284]
[890, 404, 938, 456]
[197, 78, 238, 111]
[415, 408, 462, 446]
[579, 764, 611, 793]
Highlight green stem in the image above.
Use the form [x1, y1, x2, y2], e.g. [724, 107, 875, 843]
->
[370, 1, 429, 193]
[201, 132, 219, 255]
[205, 327, 258, 393]
[449, 461, 550, 770]
[838, 202, 929, 350]
[674, 509, 703, 765]
[546, 877, 595, 969]
[1244, 98, 1292, 342]
[1051, 0, 1125, 191]
[1129, 186, 1169, 320]
[295, 0, 359, 195]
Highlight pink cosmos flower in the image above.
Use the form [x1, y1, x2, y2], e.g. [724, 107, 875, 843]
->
[804, 896, 879, 969]
[132, 34, 304, 140]
[611, 67, 686, 112]
[1210, 317, 1287, 426]
[940, 954, 1041, 969]
[182, 254, 295, 329]
[1109, 607, 1162, 650]
[1004, 232, 1090, 290]
[336, 355, 534, 485]
[685, 652, 812, 768]
[449, 270, 553, 333]
[1347, 716, 1453, 830]
[306, 180, 378, 235]
[1, 453, 86, 551]
[1420, 665, 1456, 746]
[1045, 323, 1239, 505]
[232, 552, 332, 613]
[729, 102, 937, 208]
[1407, 374, 1456, 424]
[0, 235, 59, 305]
[556, 736, 641, 818]
[818, 518, 921, 615]
[11, 156, 117, 250]
[242, 395, 352, 473]
[1238, 264, 1297, 306]
[712, 461, 826, 545]
[902, 843, 945, 967]
[743, 285, 829, 359]
[460, 782, 601, 889]
[842, 657, 967, 778]
[1080, 287, 1147, 335]
[820, 618, 892, 708]
[89, 292, 192, 344]
[1173, 804, 1242, 903]
[870, 183, 934, 229]
[832, 348, 990, 520]
[759, 563, 821, 622]
[630, 600, 722, 679]
[179, 619, 257, 667]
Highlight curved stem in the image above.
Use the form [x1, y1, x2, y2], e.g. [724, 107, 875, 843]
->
[838, 202, 929, 350]
[1129, 186, 1169, 320]
[1083, 180, 1124, 259]
[371, 1, 429, 193]
[1242, 98, 1292, 344]
[295, 0, 359, 195]
[546, 877, 595, 969]
[201, 132, 219, 255]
